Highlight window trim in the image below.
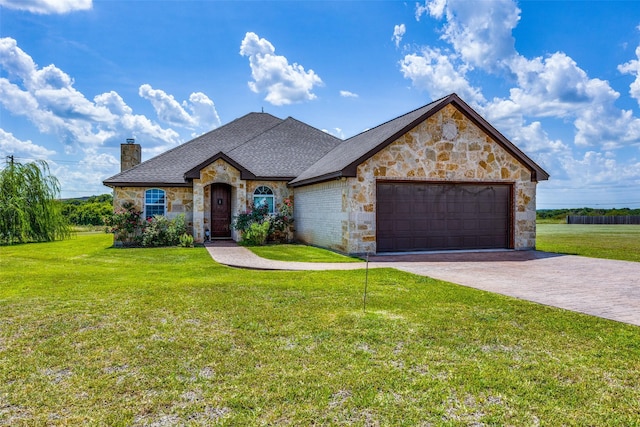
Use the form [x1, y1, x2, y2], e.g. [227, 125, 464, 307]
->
[253, 186, 275, 214]
[144, 188, 166, 219]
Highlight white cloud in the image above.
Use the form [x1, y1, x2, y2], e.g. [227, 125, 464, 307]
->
[93, 91, 181, 146]
[0, 37, 217, 154]
[491, 53, 640, 148]
[187, 92, 221, 131]
[138, 84, 220, 131]
[0, 36, 223, 195]
[51, 151, 120, 197]
[416, 0, 446, 21]
[425, 0, 520, 72]
[400, 48, 485, 105]
[392, 24, 406, 48]
[139, 84, 195, 127]
[0, 128, 56, 158]
[239, 32, 323, 106]
[340, 90, 358, 98]
[505, 53, 618, 118]
[403, 0, 640, 205]
[618, 45, 640, 106]
[0, 0, 91, 14]
[405, 1, 640, 151]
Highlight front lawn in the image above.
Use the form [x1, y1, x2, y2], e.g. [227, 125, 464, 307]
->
[247, 244, 361, 263]
[537, 223, 640, 262]
[1, 233, 640, 425]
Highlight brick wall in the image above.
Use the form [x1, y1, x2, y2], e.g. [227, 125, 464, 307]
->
[293, 180, 349, 253]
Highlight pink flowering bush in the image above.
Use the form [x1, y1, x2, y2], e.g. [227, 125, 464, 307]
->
[104, 202, 142, 245]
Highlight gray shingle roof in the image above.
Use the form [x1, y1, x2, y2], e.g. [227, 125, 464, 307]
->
[103, 112, 341, 186]
[225, 117, 342, 178]
[290, 97, 448, 186]
[104, 93, 548, 189]
[290, 93, 549, 186]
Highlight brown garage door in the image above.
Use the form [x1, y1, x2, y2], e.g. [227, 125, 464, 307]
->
[376, 182, 511, 252]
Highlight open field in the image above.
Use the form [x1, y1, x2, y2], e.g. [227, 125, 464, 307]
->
[537, 224, 640, 262]
[1, 233, 640, 425]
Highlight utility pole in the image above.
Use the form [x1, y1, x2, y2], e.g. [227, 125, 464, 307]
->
[6, 155, 14, 166]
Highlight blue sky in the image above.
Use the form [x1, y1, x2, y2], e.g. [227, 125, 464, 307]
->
[1, 0, 639, 208]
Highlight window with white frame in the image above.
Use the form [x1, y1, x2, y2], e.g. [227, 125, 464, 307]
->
[253, 186, 274, 213]
[145, 189, 166, 219]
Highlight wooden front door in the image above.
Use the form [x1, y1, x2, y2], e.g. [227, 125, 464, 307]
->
[211, 184, 231, 238]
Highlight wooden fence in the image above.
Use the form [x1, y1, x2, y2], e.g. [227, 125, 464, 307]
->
[567, 215, 640, 225]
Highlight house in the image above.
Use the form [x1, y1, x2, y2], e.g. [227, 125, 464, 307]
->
[103, 93, 549, 254]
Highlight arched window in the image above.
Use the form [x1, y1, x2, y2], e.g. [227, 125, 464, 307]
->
[145, 189, 165, 219]
[253, 186, 274, 214]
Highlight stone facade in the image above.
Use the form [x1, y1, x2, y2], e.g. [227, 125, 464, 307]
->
[294, 104, 538, 254]
[112, 161, 296, 244]
[345, 104, 537, 253]
[112, 104, 539, 251]
[192, 159, 244, 242]
[190, 160, 295, 242]
[113, 186, 194, 225]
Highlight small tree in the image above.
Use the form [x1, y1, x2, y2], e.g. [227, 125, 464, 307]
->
[0, 159, 70, 244]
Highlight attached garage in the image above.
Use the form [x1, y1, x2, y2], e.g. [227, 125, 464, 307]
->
[377, 181, 512, 252]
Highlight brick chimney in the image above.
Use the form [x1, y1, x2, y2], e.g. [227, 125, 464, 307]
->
[121, 138, 141, 172]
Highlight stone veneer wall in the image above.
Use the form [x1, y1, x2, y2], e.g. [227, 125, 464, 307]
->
[112, 186, 194, 242]
[246, 181, 293, 214]
[341, 103, 538, 253]
[191, 160, 295, 242]
[114, 187, 194, 221]
[192, 159, 244, 242]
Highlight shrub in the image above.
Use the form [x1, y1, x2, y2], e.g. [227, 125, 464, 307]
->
[179, 232, 194, 248]
[232, 198, 294, 245]
[242, 220, 270, 246]
[140, 214, 187, 247]
[104, 202, 142, 245]
[105, 205, 188, 248]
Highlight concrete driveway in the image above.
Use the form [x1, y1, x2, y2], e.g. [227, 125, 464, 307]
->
[371, 251, 640, 327]
[207, 242, 640, 327]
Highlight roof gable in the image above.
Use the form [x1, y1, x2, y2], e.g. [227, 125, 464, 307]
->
[184, 152, 256, 180]
[290, 93, 549, 186]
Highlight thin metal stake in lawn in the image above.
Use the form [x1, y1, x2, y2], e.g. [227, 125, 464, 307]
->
[363, 252, 369, 312]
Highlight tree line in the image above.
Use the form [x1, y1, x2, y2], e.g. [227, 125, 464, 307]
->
[537, 208, 640, 221]
[61, 194, 113, 226]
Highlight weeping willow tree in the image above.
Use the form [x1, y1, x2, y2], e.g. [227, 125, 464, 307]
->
[0, 159, 70, 244]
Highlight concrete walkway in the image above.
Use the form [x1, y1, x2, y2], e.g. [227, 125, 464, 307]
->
[206, 241, 640, 327]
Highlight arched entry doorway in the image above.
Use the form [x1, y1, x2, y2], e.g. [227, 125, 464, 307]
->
[210, 183, 231, 238]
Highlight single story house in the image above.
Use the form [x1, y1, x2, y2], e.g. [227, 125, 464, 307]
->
[103, 93, 549, 254]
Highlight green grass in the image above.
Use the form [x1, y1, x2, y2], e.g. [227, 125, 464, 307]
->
[537, 223, 640, 262]
[248, 244, 361, 263]
[1, 233, 640, 425]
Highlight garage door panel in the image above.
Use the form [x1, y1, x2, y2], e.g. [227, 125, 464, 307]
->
[377, 182, 511, 252]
